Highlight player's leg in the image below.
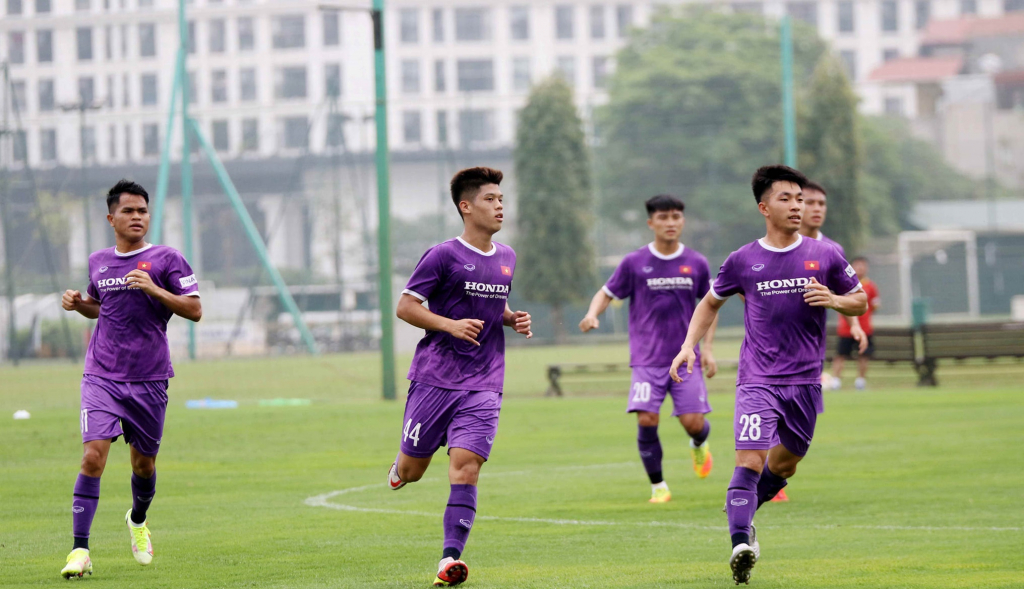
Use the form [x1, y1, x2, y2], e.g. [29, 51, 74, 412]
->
[757, 384, 822, 507]
[628, 368, 670, 502]
[756, 444, 802, 508]
[390, 383, 458, 490]
[832, 338, 855, 390]
[119, 380, 168, 566]
[855, 337, 872, 390]
[670, 370, 713, 478]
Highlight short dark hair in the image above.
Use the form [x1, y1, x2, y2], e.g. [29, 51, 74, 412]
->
[106, 179, 150, 213]
[449, 167, 503, 217]
[804, 180, 827, 195]
[751, 165, 808, 204]
[645, 194, 685, 217]
[852, 256, 869, 264]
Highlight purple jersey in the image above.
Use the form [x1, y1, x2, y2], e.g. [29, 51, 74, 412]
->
[402, 237, 516, 393]
[710, 234, 861, 385]
[603, 243, 711, 367]
[815, 232, 845, 259]
[84, 244, 199, 382]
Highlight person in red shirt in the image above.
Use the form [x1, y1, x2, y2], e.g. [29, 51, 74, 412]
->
[831, 257, 880, 390]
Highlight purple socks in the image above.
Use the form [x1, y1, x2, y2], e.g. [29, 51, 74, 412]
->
[130, 471, 157, 524]
[756, 463, 787, 508]
[690, 420, 711, 447]
[637, 425, 663, 484]
[727, 467, 760, 547]
[442, 484, 477, 560]
[72, 474, 101, 549]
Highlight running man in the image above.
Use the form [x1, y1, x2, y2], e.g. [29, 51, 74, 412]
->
[386, 167, 532, 586]
[579, 194, 717, 504]
[670, 165, 866, 584]
[60, 180, 202, 578]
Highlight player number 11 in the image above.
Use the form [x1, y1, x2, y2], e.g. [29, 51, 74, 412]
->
[403, 419, 422, 447]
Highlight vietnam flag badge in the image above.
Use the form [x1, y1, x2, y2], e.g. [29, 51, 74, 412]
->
[501, 266, 512, 276]
[679, 265, 692, 274]
[138, 261, 152, 271]
[804, 260, 819, 271]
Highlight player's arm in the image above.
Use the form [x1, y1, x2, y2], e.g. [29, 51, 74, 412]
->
[803, 277, 867, 316]
[503, 302, 533, 339]
[124, 270, 202, 322]
[396, 293, 485, 346]
[62, 290, 101, 319]
[579, 289, 614, 332]
[671, 295, 727, 381]
[699, 308, 720, 378]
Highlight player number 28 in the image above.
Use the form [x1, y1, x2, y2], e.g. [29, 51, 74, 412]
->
[631, 382, 652, 403]
[403, 419, 422, 447]
[738, 414, 762, 441]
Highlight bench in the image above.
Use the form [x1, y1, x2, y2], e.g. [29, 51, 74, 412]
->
[544, 359, 739, 397]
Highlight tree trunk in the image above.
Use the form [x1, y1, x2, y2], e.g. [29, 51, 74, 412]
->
[550, 304, 568, 345]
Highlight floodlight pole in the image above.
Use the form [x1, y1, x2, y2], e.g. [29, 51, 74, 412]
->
[780, 15, 797, 168]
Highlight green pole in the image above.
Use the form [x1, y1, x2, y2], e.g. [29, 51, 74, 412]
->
[372, 0, 396, 400]
[150, 49, 183, 244]
[178, 0, 196, 360]
[780, 15, 797, 168]
[188, 119, 318, 354]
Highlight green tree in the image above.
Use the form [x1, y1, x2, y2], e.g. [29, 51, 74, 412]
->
[514, 76, 595, 343]
[800, 55, 864, 252]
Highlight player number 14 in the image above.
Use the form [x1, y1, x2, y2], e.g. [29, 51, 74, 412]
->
[403, 419, 422, 447]
[738, 414, 761, 441]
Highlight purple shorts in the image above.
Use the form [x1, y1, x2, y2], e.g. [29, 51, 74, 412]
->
[734, 383, 823, 457]
[627, 366, 711, 417]
[80, 374, 168, 457]
[399, 381, 502, 461]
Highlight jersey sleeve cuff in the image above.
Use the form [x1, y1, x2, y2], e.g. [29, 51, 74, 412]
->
[184, 291, 201, 298]
[601, 285, 621, 300]
[843, 282, 864, 296]
[402, 289, 427, 302]
[708, 283, 730, 301]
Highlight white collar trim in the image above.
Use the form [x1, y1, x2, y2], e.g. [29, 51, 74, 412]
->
[757, 234, 803, 253]
[647, 242, 684, 260]
[456, 236, 496, 256]
[114, 243, 154, 257]
[813, 232, 824, 241]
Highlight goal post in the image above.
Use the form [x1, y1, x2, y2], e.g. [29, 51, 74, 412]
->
[897, 230, 980, 323]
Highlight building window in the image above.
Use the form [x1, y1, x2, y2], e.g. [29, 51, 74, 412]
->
[141, 73, 158, 106]
[434, 59, 446, 92]
[35, 0, 50, 13]
[325, 63, 342, 98]
[275, 66, 307, 99]
[590, 5, 606, 39]
[104, 25, 112, 60]
[281, 116, 308, 149]
[592, 56, 610, 89]
[326, 113, 344, 147]
[211, 69, 227, 103]
[510, 5, 530, 40]
[615, 5, 633, 37]
[138, 0, 151, 7]
[884, 97, 904, 116]
[787, 2, 817, 27]
[75, 0, 88, 10]
[76, 27, 93, 61]
[40, 128, 56, 162]
[240, 68, 257, 101]
[238, 17, 255, 51]
[122, 73, 129, 107]
[402, 110, 421, 144]
[36, 30, 52, 63]
[12, 131, 26, 164]
[837, 1, 855, 33]
[839, 50, 856, 79]
[512, 56, 531, 92]
[242, 118, 259, 151]
[108, 124, 115, 161]
[436, 110, 448, 146]
[106, 74, 114, 108]
[457, 59, 494, 92]
[323, 13, 339, 46]
[38, 78, 54, 111]
[212, 120, 229, 151]
[11, 81, 26, 113]
[143, 123, 159, 156]
[272, 15, 305, 49]
[82, 126, 96, 162]
[401, 59, 421, 93]
[124, 123, 132, 159]
[454, 8, 491, 41]
[883, 48, 899, 61]
[555, 5, 574, 40]
[458, 109, 494, 146]
[188, 70, 198, 104]
[1006, 0, 1024, 11]
[119, 23, 127, 58]
[400, 8, 419, 44]
[139, 23, 156, 57]
[78, 76, 95, 104]
[186, 20, 195, 53]
[881, 1, 899, 32]
[7, 32, 25, 65]
[556, 55, 576, 87]
[7, 0, 22, 14]
[432, 8, 444, 42]
[914, 0, 930, 28]
[209, 19, 226, 53]
[960, 0, 977, 14]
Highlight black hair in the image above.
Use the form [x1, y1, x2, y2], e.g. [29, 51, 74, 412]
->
[449, 167, 503, 217]
[804, 180, 827, 195]
[750, 165, 808, 204]
[106, 179, 150, 213]
[644, 194, 685, 217]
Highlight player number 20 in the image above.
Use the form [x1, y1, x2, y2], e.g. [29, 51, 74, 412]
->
[631, 382, 652, 403]
[403, 419, 422, 447]
[738, 414, 761, 441]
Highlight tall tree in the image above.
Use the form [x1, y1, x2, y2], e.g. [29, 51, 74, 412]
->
[514, 76, 595, 343]
[800, 54, 864, 253]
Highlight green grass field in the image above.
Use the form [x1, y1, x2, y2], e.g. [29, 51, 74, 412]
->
[2, 343, 1022, 588]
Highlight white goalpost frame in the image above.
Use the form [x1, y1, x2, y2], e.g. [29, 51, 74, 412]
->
[897, 230, 981, 323]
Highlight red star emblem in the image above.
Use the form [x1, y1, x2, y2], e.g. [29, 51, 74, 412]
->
[138, 261, 152, 271]
[804, 260, 819, 271]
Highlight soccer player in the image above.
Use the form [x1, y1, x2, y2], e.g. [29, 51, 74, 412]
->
[798, 180, 845, 257]
[670, 165, 866, 584]
[831, 257, 881, 391]
[59, 180, 201, 579]
[386, 167, 532, 587]
[578, 194, 717, 504]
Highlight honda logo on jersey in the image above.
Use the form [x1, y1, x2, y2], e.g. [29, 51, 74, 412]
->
[804, 261, 819, 271]
[679, 265, 692, 274]
[138, 261, 152, 271]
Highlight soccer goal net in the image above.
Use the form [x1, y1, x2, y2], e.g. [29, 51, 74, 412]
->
[897, 230, 980, 321]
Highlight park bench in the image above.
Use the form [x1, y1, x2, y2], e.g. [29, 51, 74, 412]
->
[544, 359, 738, 397]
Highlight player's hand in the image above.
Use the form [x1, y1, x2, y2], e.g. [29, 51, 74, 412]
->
[850, 322, 868, 354]
[62, 289, 83, 311]
[511, 310, 532, 339]
[803, 277, 836, 309]
[449, 319, 484, 346]
[124, 269, 160, 296]
[701, 351, 718, 379]
[579, 315, 599, 332]
[670, 345, 697, 382]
